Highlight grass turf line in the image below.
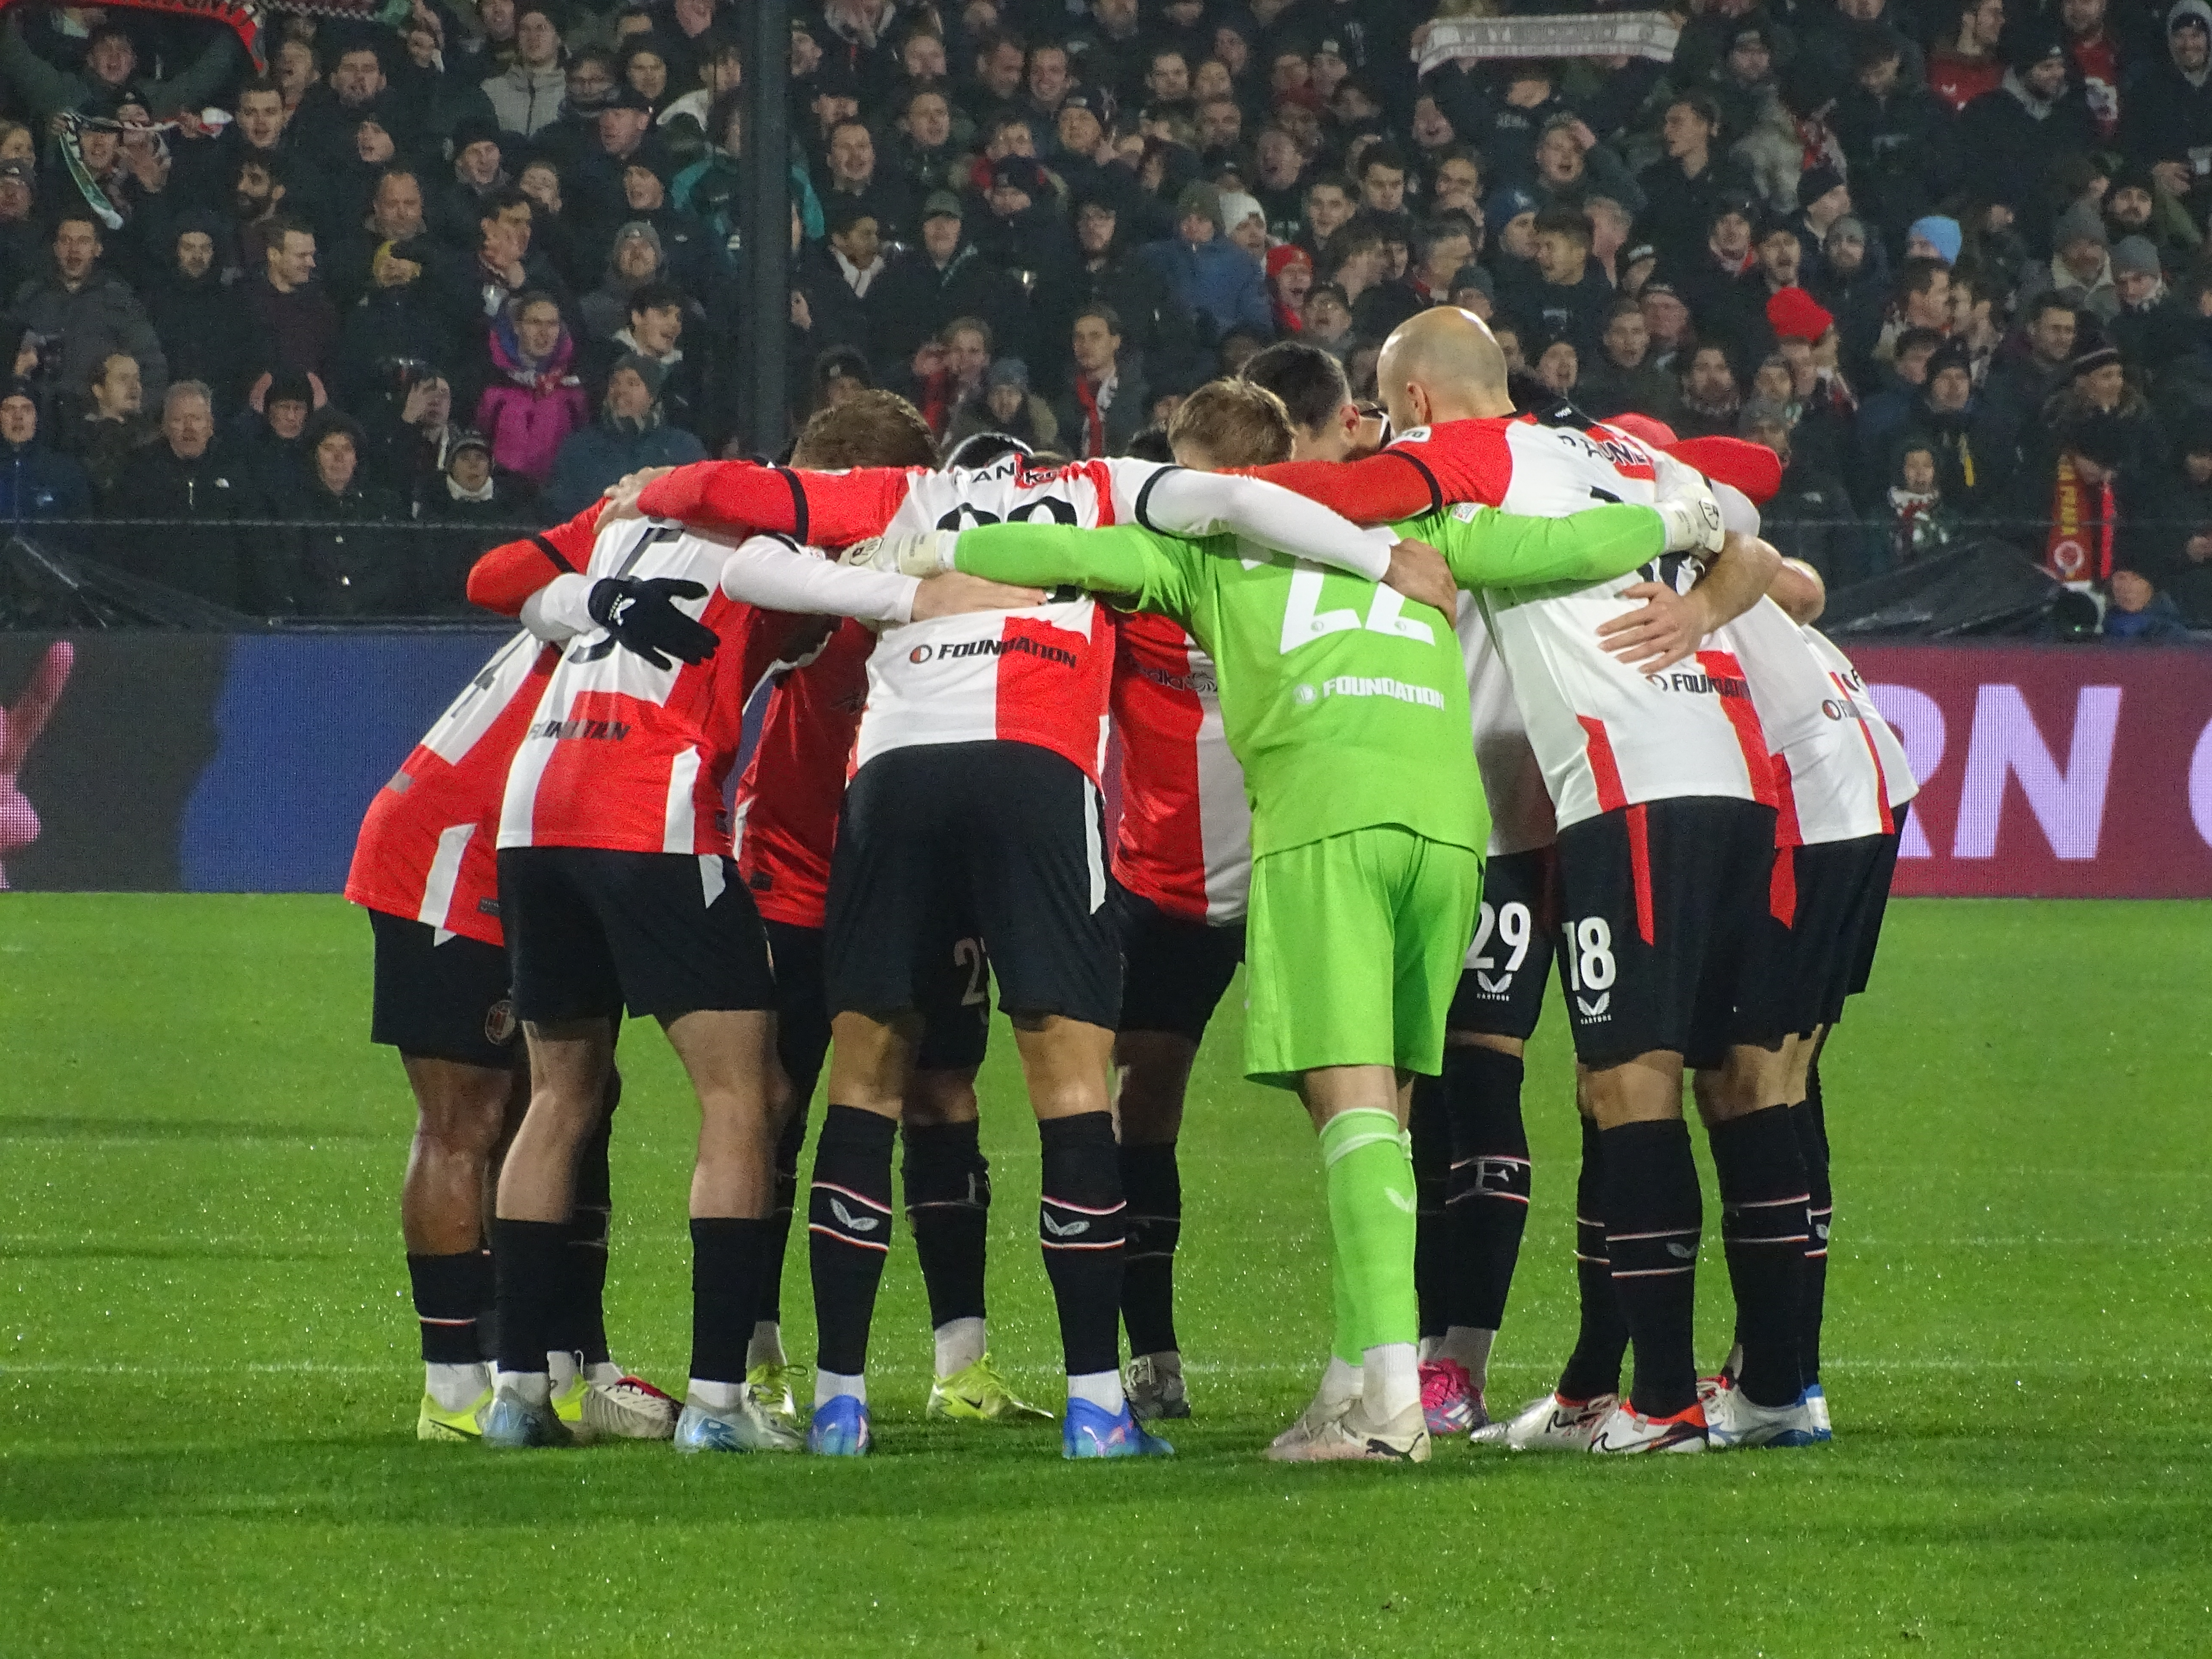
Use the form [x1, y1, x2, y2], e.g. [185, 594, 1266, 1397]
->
[1, 894, 2207, 1656]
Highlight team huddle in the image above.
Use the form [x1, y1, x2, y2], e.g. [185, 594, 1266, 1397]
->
[344, 303, 1913, 1462]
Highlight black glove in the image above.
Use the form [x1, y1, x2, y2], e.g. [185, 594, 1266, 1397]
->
[586, 575, 718, 669]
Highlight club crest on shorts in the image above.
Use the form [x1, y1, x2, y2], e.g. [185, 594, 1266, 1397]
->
[486, 998, 519, 1045]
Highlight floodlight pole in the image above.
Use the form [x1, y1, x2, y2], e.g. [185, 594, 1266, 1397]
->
[739, 0, 789, 457]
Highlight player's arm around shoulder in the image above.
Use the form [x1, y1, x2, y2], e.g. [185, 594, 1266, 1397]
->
[948, 521, 1197, 622]
[1409, 500, 1669, 591]
[1596, 532, 1785, 675]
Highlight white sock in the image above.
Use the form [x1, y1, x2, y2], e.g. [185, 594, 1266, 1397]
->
[1135, 1348, 1182, 1375]
[584, 1360, 623, 1388]
[1438, 1326, 1496, 1384]
[1068, 1369, 1125, 1412]
[1417, 1335, 1440, 1362]
[934, 1316, 987, 1379]
[547, 1350, 580, 1391]
[1363, 1342, 1420, 1421]
[746, 1319, 786, 1369]
[495, 1368, 551, 1406]
[1318, 1355, 1363, 1409]
[816, 1369, 867, 1407]
[688, 1377, 744, 1413]
[425, 1361, 488, 1413]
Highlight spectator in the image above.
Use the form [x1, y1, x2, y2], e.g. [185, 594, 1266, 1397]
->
[2103, 567, 2193, 639]
[483, 5, 568, 137]
[582, 279, 701, 435]
[235, 370, 320, 511]
[0, 17, 239, 125]
[1530, 114, 1645, 220]
[290, 41, 396, 181]
[2121, 2, 2212, 226]
[1639, 279, 1696, 377]
[580, 220, 672, 341]
[1985, 297, 2080, 445]
[68, 350, 153, 500]
[145, 214, 253, 413]
[1142, 182, 1269, 344]
[1958, 20, 2097, 191]
[245, 214, 338, 385]
[1930, 0, 2010, 112]
[279, 410, 413, 617]
[572, 86, 673, 244]
[1678, 341, 1746, 438]
[660, 35, 744, 141]
[101, 380, 264, 610]
[1812, 213, 1891, 373]
[1499, 206, 1610, 357]
[1855, 326, 1947, 502]
[1743, 396, 1864, 581]
[2110, 237, 2197, 368]
[873, 190, 1028, 369]
[423, 428, 536, 524]
[818, 116, 915, 243]
[1907, 339, 2009, 507]
[1832, 28, 1954, 248]
[0, 378, 89, 527]
[1301, 282, 1354, 361]
[2135, 417, 2212, 622]
[2030, 409, 2136, 581]
[460, 189, 574, 343]
[11, 212, 166, 407]
[0, 156, 39, 303]
[1578, 296, 1681, 422]
[334, 234, 456, 414]
[969, 155, 1073, 300]
[2023, 204, 2120, 323]
[1266, 244, 1313, 335]
[1637, 92, 1752, 269]
[1053, 305, 1148, 459]
[948, 356, 1060, 451]
[1674, 193, 1769, 363]
[474, 291, 589, 484]
[1880, 437, 1963, 568]
[541, 352, 707, 518]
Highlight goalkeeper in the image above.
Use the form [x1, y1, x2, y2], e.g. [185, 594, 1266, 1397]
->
[861, 379, 1725, 1463]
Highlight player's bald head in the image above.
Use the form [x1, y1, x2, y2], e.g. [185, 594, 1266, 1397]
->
[1376, 307, 1513, 431]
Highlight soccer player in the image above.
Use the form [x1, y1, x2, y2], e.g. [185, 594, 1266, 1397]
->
[476, 498, 1038, 1452]
[736, 397, 1048, 1429]
[626, 431, 1438, 1459]
[871, 378, 1723, 1461]
[1240, 309, 1793, 1453]
[346, 509, 688, 1443]
[1100, 342, 1384, 1423]
[1699, 546, 1918, 1444]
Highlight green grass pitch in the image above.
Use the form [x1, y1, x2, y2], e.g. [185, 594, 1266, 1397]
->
[3, 894, 2208, 1656]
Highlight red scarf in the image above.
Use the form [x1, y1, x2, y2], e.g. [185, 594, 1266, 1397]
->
[1072, 373, 1106, 459]
[2044, 454, 2115, 582]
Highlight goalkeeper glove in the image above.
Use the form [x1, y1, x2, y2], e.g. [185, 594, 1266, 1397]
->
[1650, 452, 1726, 554]
[586, 575, 719, 669]
[839, 530, 955, 576]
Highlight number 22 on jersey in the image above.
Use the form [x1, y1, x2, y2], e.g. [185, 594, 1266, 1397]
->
[1276, 563, 1435, 655]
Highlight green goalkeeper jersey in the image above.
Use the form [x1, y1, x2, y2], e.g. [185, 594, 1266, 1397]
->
[950, 499, 1666, 860]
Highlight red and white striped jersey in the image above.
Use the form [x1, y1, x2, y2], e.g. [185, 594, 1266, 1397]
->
[1110, 610, 1251, 924]
[733, 618, 873, 929]
[1454, 419, 1778, 828]
[1805, 625, 1918, 811]
[1726, 599, 1895, 847]
[1454, 602, 1556, 857]
[851, 455, 1167, 783]
[346, 628, 555, 945]
[497, 521, 797, 856]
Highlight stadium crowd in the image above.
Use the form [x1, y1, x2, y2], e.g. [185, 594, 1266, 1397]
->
[0, 0, 2210, 633]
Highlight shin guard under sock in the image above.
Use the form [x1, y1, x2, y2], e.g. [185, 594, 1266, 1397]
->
[1118, 1140, 1182, 1357]
[903, 1118, 990, 1332]
[491, 1217, 570, 1378]
[1557, 1118, 1628, 1402]
[1600, 1119, 1703, 1420]
[689, 1216, 767, 1385]
[1792, 1094, 1831, 1385]
[1408, 1077, 1449, 1341]
[1711, 1106, 1811, 1408]
[1441, 1044, 1531, 1333]
[1321, 1109, 1420, 1359]
[808, 1105, 898, 1377]
[757, 1103, 808, 1329]
[1037, 1112, 1125, 1378]
[407, 1251, 482, 1365]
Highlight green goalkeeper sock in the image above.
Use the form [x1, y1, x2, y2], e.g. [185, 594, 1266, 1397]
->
[1319, 1108, 1420, 1360]
[1332, 1232, 1362, 1366]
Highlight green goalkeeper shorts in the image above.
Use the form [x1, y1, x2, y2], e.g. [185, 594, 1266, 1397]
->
[1243, 826, 1484, 1088]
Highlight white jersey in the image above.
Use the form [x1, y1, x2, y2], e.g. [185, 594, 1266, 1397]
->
[1805, 625, 1918, 812]
[1454, 599, 1556, 856]
[852, 455, 1166, 784]
[1474, 419, 1778, 828]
